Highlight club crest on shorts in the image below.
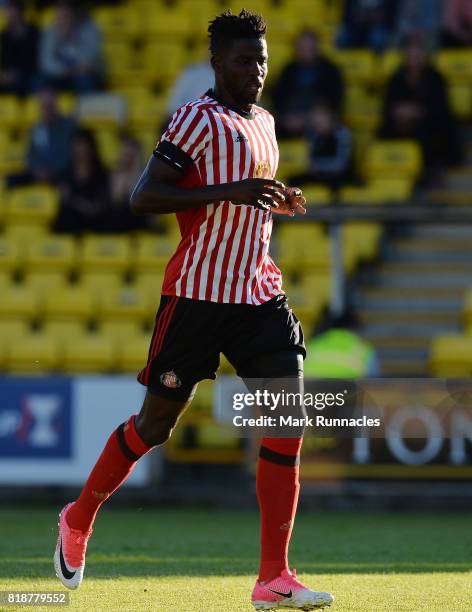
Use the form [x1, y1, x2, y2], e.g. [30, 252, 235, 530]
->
[160, 370, 182, 388]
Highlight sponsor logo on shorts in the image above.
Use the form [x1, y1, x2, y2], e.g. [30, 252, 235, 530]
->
[160, 371, 182, 388]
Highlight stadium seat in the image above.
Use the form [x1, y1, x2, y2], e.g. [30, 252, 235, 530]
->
[22, 93, 76, 127]
[0, 95, 20, 128]
[364, 140, 422, 182]
[0, 133, 27, 174]
[79, 235, 131, 274]
[0, 235, 21, 273]
[344, 86, 382, 130]
[61, 331, 115, 373]
[78, 272, 123, 306]
[128, 95, 169, 131]
[4, 224, 49, 242]
[41, 320, 87, 349]
[276, 222, 330, 272]
[463, 289, 472, 329]
[435, 50, 472, 84]
[430, 334, 472, 377]
[24, 235, 77, 274]
[75, 94, 127, 130]
[133, 273, 166, 314]
[368, 178, 414, 202]
[338, 185, 385, 205]
[0, 284, 38, 321]
[115, 332, 150, 373]
[144, 41, 189, 87]
[99, 320, 144, 344]
[98, 286, 150, 323]
[448, 85, 472, 120]
[5, 185, 59, 228]
[378, 50, 402, 83]
[0, 319, 30, 344]
[6, 332, 59, 373]
[23, 272, 68, 302]
[134, 233, 179, 273]
[333, 50, 376, 85]
[277, 140, 309, 184]
[146, 10, 191, 40]
[94, 129, 121, 168]
[344, 222, 382, 261]
[264, 41, 292, 83]
[93, 6, 141, 41]
[301, 184, 332, 206]
[42, 286, 94, 322]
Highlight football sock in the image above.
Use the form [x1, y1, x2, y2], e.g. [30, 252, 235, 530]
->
[256, 436, 303, 583]
[66, 415, 152, 533]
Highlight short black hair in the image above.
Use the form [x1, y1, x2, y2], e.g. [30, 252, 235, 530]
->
[208, 9, 267, 55]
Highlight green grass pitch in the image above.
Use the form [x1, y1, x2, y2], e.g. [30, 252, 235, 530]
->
[1, 506, 471, 611]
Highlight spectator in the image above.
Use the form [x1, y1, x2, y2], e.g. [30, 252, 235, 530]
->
[273, 30, 343, 139]
[54, 129, 111, 233]
[336, 0, 398, 53]
[0, 0, 39, 96]
[109, 135, 149, 232]
[394, 0, 443, 49]
[379, 36, 462, 175]
[8, 87, 77, 187]
[290, 102, 352, 189]
[39, 1, 104, 93]
[442, 0, 472, 47]
[167, 59, 214, 115]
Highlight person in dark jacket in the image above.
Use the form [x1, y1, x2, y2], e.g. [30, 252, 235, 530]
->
[379, 36, 462, 172]
[54, 129, 111, 233]
[272, 30, 344, 138]
[336, 0, 398, 53]
[0, 0, 39, 95]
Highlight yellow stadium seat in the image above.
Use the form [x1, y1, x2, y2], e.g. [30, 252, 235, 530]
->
[300, 184, 332, 206]
[339, 185, 385, 204]
[4, 224, 49, 242]
[24, 235, 77, 274]
[276, 222, 329, 272]
[333, 50, 376, 84]
[0, 235, 21, 273]
[277, 140, 309, 183]
[344, 86, 382, 130]
[128, 95, 169, 131]
[448, 85, 472, 120]
[22, 94, 76, 127]
[144, 41, 189, 87]
[6, 332, 59, 373]
[41, 320, 87, 352]
[23, 272, 69, 301]
[265, 10, 300, 38]
[146, 9, 191, 39]
[42, 286, 94, 322]
[264, 41, 292, 83]
[0, 95, 20, 128]
[75, 94, 127, 130]
[134, 233, 179, 273]
[368, 177, 414, 202]
[115, 332, 150, 373]
[78, 272, 123, 306]
[364, 140, 422, 181]
[0, 133, 27, 174]
[435, 50, 472, 84]
[99, 286, 150, 323]
[378, 50, 402, 82]
[94, 129, 121, 168]
[0, 284, 38, 321]
[463, 290, 472, 328]
[99, 320, 144, 344]
[133, 273, 165, 313]
[93, 7, 141, 40]
[6, 185, 59, 228]
[430, 334, 472, 377]
[0, 319, 30, 343]
[80, 235, 131, 274]
[344, 222, 382, 261]
[61, 331, 115, 373]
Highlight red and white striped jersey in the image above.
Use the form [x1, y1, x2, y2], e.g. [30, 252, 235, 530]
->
[156, 91, 283, 306]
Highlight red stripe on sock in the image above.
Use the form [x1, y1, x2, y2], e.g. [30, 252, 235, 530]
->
[124, 415, 152, 456]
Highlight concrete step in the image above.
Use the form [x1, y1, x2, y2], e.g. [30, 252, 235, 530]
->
[358, 286, 467, 300]
[380, 357, 429, 377]
[355, 293, 462, 310]
[359, 269, 472, 288]
[362, 334, 431, 350]
[406, 225, 472, 240]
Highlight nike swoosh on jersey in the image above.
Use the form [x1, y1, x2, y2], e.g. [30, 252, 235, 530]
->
[59, 538, 76, 579]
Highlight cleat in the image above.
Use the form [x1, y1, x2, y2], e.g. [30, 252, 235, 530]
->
[53, 503, 92, 589]
[252, 569, 334, 610]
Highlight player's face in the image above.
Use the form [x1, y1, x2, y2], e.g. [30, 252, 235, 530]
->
[215, 38, 268, 106]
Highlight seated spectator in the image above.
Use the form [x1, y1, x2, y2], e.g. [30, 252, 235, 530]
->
[379, 36, 462, 174]
[336, 0, 398, 53]
[8, 87, 77, 187]
[109, 135, 149, 232]
[39, 1, 104, 93]
[394, 0, 443, 49]
[442, 0, 472, 47]
[290, 102, 353, 190]
[0, 0, 39, 96]
[273, 30, 343, 139]
[54, 129, 111, 233]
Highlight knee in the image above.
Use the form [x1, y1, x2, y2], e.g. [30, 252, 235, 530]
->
[135, 412, 178, 447]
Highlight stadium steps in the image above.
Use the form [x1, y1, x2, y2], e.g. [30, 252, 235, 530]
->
[354, 224, 472, 376]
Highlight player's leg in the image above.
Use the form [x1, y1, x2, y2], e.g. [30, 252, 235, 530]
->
[54, 389, 194, 589]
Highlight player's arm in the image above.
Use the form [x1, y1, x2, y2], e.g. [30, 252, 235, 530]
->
[130, 152, 287, 216]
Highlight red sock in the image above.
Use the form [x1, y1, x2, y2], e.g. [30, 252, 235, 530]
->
[256, 436, 303, 583]
[66, 415, 152, 533]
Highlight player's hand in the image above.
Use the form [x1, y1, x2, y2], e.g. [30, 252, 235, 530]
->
[271, 187, 306, 217]
[226, 178, 287, 210]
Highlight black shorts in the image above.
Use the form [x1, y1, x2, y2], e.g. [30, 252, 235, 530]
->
[137, 294, 305, 397]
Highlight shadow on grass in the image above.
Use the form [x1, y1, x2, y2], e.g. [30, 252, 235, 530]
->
[1, 507, 471, 579]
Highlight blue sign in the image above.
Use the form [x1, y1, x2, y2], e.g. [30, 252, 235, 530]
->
[0, 377, 72, 458]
